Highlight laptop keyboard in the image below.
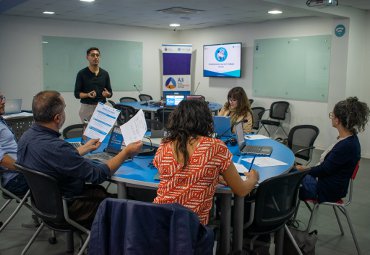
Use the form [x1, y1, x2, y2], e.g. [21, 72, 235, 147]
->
[69, 142, 82, 149]
[241, 145, 272, 156]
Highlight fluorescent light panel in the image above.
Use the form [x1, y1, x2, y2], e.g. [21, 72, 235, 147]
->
[268, 10, 283, 14]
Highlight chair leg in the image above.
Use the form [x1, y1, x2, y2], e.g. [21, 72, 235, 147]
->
[332, 206, 344, 235]
[292, 200, 301, 220]
[77, 233, 90, 255]
[306, 204, 319, 232]
[0, 191, 30, 232]
[21, 222, 45, 255]
[0, 199, 12, 213]
[284, 225, 303, 255]
[341, 207, 361, 255]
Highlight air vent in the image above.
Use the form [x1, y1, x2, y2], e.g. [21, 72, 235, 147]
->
[157, 7, 204, 15]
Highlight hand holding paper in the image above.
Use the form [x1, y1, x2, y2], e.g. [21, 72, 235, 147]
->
[120, 109, 147, 145]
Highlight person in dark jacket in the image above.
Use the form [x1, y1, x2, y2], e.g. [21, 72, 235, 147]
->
[297, 97, 369, 202]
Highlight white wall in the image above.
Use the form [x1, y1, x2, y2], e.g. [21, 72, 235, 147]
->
[1, 13, 369, 157]
[0, 16, 178, 127]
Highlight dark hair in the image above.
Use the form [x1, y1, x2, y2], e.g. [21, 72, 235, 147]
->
[32, 91, 64, 123]
[164, 100, 214, 168]
[224, 87, 252, 117]
[333, 96, 369, 134]
[86, 47, 100, 55]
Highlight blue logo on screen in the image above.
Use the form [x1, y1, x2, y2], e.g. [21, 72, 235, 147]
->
[215, 47, 228, 62]
[335, 24, 345, 37]
[165, 77, 176, 89]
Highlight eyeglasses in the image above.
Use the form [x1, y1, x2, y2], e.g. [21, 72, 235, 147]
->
[329, 112, 334, 119]
[89, 53, 100, 58]
[0, 96, 6, 103]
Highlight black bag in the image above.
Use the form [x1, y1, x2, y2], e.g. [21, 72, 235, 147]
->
[284, 226, 318, 255]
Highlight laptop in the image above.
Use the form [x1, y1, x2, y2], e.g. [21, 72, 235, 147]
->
[213, 116, 232, 137]
[84, 126, 126, 162]
[235, 122, 273, 156]
[5, 99, 22, 114]
[165, 94, 185, 108]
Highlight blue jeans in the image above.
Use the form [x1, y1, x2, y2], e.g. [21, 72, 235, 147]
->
[299, 174, 318, 201]
[3, 174, 29, 196]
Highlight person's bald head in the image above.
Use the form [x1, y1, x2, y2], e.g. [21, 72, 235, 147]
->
[32, 91, 65, 124]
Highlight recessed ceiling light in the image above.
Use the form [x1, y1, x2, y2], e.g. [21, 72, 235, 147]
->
[43, 11, 55, 15]
[169, 23, 180, 27]
[80, 0, 95, 2]
[268, 10, 283, 15]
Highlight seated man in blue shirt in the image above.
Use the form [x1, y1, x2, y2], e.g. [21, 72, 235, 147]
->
[17, 90, 142, 228]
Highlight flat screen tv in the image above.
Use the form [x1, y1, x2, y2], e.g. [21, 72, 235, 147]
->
[203, 42, 242, 78]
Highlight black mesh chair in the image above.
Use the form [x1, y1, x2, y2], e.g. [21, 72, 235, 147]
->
[114, 105, 137, 125]
[4, 116, 34, 140]
[287, 125, 319, 165]
[258, 101, 290, 138]
[156, 108, 174, 129]
[139, 94, 153, 102]
[119, 97, 138, 103]
[0, 171, 32, 232]
[243, 171, 307, 254]
[251, 107, 265, 131]
[107, 100, 116, 108]
[62, 124, 84, 139]
[15, 163, 90, 255]
[249, 99, 254, 106]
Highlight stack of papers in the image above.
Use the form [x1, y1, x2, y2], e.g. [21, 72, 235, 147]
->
[242, 157, 287, 167]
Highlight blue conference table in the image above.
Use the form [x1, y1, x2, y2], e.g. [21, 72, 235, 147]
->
[118, 101, 223, 118]
[109, 135, 295, 254]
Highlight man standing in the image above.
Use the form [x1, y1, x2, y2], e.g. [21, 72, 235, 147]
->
[74, 47, 113, 122]
[17, 90, 142, 227]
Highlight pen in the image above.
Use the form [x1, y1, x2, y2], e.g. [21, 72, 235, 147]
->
[249, 155, 256, 172]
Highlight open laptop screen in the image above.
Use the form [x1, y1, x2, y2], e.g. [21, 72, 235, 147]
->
[5, 99, 22, 114]
[235, 122, 246, 149]
[213, 116, 232, 137]
[165, 94, 185, 107]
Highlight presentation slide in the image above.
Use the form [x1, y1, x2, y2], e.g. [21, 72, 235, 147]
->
[203, 43, 241, 78]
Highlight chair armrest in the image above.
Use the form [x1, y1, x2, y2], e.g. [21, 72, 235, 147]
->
[294, 146, 315, 156]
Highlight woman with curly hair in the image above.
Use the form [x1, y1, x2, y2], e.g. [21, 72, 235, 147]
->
[297, 97, 369, 202]
[153, 100, 258, 225]
[219, 87, 253, 133]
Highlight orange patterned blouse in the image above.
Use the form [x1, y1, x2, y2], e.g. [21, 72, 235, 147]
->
[153, 136, 232, 225]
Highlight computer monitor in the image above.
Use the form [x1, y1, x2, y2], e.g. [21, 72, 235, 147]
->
[165, 94, 185, 107]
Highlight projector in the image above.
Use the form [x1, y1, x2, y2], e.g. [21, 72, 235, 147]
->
[306, 0, 338, 7]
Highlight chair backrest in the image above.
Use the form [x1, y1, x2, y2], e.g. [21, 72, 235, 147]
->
[4, 116, 34, 141]
[139, 94, 153, 102]
[269, 101, 289, 120]
[107, 100, 116, 107]
[62, 124, 84, 139]
[14, 163, 65, 224]
[249, 99, 254, 106]
[146, 119, 163, 131]
[287, 125, 319, 162]
[89, 198, 213, 255]
[119, 97, 138, 103]
[249, 171, 307, 233]
[251, 107, 265, 130]
[156, 107, 174, 129]
[114, 105, 137, 125]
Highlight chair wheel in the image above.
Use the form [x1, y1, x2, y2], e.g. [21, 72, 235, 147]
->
[48, 237, 57, 244]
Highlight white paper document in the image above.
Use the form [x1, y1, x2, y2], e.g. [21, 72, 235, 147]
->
[242, 157, 287, 167]
[84, 103, 120, 141]
[234, 162, 249, 174]
[120, 109, 147, 145]
[245, 134, 269, 140]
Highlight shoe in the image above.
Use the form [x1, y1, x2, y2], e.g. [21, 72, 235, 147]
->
[21, 214, 40, 228]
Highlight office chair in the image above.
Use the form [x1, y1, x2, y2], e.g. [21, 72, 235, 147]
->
[139, 93, 153, 102]
[287, 125, 319, 165]
[243, 171, 307, 254]
[0, 172, 32, 233]
[119, 97, 138, 103]
[89, 198, 214, 255]
[251, 107, 265, 131]
[156, 107, 174, 129]
[15, 163, 90, 255]
[107, 100, 116, 108]
[301, 161, 361, 255]
[114, 105, 137, 125]
[62, 124, 84, 139]
[258, 101, 290, 138]
[4, 116, 34, 140]
[248, 99, 254, 106]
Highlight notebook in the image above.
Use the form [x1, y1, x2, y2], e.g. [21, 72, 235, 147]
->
[84, 126, 125, 162]
[235, 122, 272, 156]
[165, 94, 184, 108]
[213, 116, 232, 137]
[5, 99, 22, 114]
